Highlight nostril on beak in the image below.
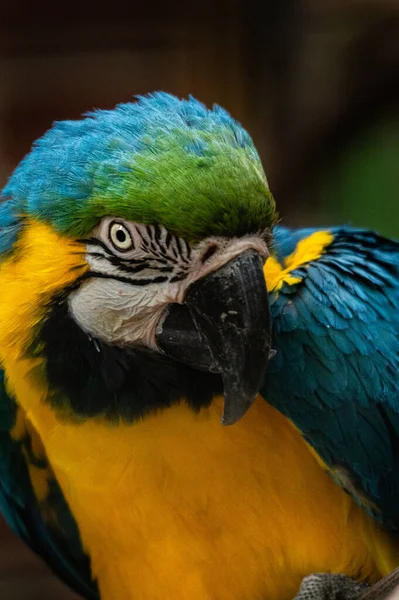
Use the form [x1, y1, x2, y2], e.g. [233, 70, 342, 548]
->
[201, 245, 218, 264]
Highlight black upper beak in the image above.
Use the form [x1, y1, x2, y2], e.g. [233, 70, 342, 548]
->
[156, 250, 271, 425]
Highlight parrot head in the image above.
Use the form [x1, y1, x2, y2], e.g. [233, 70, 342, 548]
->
[0, 93, 277, 425]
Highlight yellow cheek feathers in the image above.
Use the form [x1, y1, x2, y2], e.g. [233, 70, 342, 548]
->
[0, 220, 88, 360]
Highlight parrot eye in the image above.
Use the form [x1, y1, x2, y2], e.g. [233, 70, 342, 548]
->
[108, 221, 134, 252]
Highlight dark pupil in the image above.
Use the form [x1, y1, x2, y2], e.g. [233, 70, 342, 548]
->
[116, 229, 127, 243]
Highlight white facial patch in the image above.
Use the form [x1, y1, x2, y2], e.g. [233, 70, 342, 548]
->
[69, 278, 172, 349]
[68, 217, 268, 349]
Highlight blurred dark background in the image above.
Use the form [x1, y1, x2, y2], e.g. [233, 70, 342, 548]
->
[0, 1, 398, 598]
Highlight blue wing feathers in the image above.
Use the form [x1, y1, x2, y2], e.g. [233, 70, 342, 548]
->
[264, 225, 399, 527]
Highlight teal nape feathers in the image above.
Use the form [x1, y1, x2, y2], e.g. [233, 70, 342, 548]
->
[0, 92, 399, 600]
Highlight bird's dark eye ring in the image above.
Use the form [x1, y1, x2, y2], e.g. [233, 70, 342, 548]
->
[108, 221, 134, 252]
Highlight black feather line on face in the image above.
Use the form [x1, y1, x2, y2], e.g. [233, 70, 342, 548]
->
[80, 272, 170, 286]
[183, 239, 191, 259]
[103, 259, 173, 276]
[79, 237, 113, 255]
[88, 252, 170, 267]
[28, 292, 222, 422]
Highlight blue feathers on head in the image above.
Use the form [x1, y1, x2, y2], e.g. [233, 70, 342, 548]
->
[0, 93, 270, 251]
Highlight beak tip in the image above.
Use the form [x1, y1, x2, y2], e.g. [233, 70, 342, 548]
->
[221, 415, 235, 426]
[221, 392, 258, 426]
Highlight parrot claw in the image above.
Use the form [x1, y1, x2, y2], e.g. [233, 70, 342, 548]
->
[293, 574, 366, 600]
[359, 568, 399, 600]
[293, 569, 399, 600]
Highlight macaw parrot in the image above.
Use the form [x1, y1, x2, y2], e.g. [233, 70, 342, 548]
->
[0, 93, 399, 600]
